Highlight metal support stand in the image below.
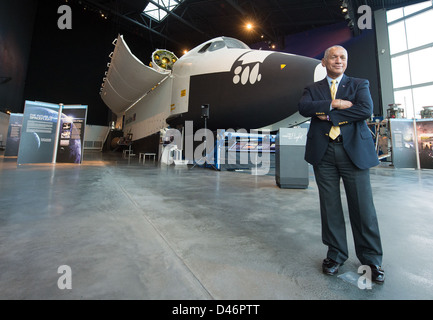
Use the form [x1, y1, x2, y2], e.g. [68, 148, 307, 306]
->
[190, 105, 217, 170]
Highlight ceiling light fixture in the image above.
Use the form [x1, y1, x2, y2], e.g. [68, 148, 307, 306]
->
[341, 0, 348, 14]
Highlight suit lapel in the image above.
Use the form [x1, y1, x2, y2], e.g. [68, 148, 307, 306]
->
[318, 78, 331, 100]
[336, 75, 350, 99]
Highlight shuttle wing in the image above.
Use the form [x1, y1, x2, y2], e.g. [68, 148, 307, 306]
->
[100, 35, 169, 115]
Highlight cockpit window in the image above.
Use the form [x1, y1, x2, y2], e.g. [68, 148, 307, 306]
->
[197, 37, 250, 53]
[223, 37, 250, 49]
[198, 42, 212, 53]
[208, 41, 225, 52]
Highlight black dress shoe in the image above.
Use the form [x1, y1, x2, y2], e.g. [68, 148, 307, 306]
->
[369, 265, 385, 284]
[322, 258, 342, 275]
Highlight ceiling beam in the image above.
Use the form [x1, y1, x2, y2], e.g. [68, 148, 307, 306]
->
[147, 0, 207, 35]
[80, 0, 182, 45]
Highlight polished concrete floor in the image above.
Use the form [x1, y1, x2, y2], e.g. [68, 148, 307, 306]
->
[1, 149, 433, 300]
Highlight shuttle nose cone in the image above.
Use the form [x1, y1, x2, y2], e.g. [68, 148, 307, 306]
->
[227, 51, 325, 129]
[177, 49, 326, 132]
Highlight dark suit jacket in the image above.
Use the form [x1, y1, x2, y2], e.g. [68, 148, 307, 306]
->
[298, 75, 379, 170]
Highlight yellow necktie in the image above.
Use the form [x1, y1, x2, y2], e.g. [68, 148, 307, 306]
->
[329, 80, 340, 140]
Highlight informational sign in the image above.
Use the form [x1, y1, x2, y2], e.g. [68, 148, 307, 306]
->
[389, 119, 433, 169]
[389, 119, 417, 168]
[17, 101, 61, 165]
[215, 130, 274, 172]
[17, 101, 87, 165]
[56, 105, 88, 164]
[416, 119, 433, 169]
[4, 113, 23, 157]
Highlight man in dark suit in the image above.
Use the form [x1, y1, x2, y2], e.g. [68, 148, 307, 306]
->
[298, 45, 385, 284]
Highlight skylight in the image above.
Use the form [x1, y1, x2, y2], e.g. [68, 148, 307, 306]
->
[143, 0, 183, 22]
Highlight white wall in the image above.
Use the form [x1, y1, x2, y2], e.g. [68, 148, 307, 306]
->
[83, 125, 109, 150]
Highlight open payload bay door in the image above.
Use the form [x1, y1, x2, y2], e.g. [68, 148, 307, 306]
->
[100, 35, 170, 116]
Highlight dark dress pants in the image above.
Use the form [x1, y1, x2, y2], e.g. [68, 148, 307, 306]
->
[313, 141, 383, 266]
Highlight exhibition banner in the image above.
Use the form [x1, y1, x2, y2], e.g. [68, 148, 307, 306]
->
[389, 119, 433, 169]
[17, 101, 88, 165]
[417, 119, 433, 169]
[389, 119, 417, 169]
[56, 105, 88, 164]
[4, 113, 23, 157]
[17, 101, 61, 165]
